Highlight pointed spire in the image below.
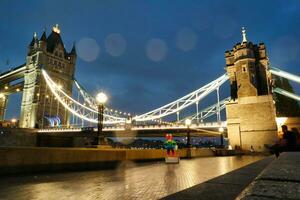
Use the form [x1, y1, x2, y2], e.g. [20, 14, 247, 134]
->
[29, 32, 38, 46]
[71, 42, 76, 55]
[241, 27, 247, 43]
[40, 31, 47, 42]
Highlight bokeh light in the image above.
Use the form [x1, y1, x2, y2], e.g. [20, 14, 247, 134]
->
[105, 33, 127, 57]
[176, 27, 198, 52]
[77, 37, 100, 62]
[146, 38, 167, 62]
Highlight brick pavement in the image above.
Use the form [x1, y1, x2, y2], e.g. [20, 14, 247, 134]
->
[0, 156, 265, 200]
[161, 156, 273, 200]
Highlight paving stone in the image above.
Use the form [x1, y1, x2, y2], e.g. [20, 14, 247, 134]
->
[238, 195, 274, 200]
[237, 152, 300, 200]
[161, 157, 273, 200]
[0, 156, 265, 200]
[259, 163, 300, 182]
[257, 153, 300, 182]
[240, 180, 300, 200]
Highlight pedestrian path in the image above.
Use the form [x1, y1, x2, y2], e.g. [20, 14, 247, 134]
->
[237, 152, 300, 200]
[0, 156, 264, 200]
[161, 156, 273, 200]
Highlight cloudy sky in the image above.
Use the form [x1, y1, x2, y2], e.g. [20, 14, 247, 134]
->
[1, 0, 300, 119]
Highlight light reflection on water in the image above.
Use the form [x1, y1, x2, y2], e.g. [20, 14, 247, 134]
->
[0, 156, 265, 200]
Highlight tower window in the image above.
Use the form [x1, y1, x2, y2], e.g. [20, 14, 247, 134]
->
[243, 67, 246, 72]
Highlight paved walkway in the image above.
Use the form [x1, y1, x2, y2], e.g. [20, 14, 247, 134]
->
[238, 152, 300, 200]
[162, 156, 273, 200]
[0, 156, 265, 200]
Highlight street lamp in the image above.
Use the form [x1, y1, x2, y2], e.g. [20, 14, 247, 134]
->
[185, 119, 192, 148]
[96, 92, 108, 146]
[219, 127, 224, 148]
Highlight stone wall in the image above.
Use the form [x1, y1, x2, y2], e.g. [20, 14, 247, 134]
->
[226, 95, 278, 151]
[0, 147, 215, 174]
[0, 128, 37, 147]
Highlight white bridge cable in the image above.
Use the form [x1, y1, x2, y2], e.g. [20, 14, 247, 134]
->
[133, 74, 229, 121]
[42, 70, 126, 124]
[179, 97, 230, 123]
[269, 67, 300, 84]
[269, 66, 300, 102]
[273, 87, 300, 102]
[74, 79, 132, 118]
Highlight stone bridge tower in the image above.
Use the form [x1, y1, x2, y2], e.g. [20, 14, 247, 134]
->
[225, 28, 278, 151]
[19, 25, 76, 128]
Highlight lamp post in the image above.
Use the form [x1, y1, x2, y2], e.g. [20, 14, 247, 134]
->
[96, 92, 107, 146]
[219, 127, 224, 148]
[185, 119, 192, 148]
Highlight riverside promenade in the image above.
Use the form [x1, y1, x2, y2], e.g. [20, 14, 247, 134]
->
[237, 152, 300, 200]
[0, 155, 265, 200]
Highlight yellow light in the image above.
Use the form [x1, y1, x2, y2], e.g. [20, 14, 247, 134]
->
[218, 127, 224, 133]
[46, 95, 49, 98]
[96, 92, 108, 104]
[37, 93, 40, 96]
[52, 24, 61, 34]
[11, 118, 17, 123]
[16, 88, 20, 92]
[185, 119, 192, 126]
[4, 86, 8, 90]
[0, 93, 4, 98]
[276, 117, 288, 126]
[126, 118, 132, 124]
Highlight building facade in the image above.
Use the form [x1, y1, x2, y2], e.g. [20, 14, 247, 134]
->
[19, 25, 76, 128]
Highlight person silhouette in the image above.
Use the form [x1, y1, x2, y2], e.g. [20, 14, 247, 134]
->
[282, 125, 297, 151]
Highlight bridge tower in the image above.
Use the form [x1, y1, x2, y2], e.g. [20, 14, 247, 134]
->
[225, 28, 278, 151]
[19, 25, 76, 128]
[0, 95, 8, 121]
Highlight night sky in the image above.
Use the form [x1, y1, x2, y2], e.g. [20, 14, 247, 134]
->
[1, 0, 300, 119]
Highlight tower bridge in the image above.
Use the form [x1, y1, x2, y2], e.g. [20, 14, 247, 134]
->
[1, 25, 300, 150]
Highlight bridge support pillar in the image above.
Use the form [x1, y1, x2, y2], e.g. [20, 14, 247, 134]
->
[225, 35, 278, 152]
[0, 95, 8, 121]
[226, 95, 278, 152]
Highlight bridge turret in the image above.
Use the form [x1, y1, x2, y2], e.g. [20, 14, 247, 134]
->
[69, 42, 77, 66]
[225, 28, 277, 152]
[225, 28, 271, 99]
[38, 31, 47, 50]
[28, 32, 39, 55]
[20, 24, 76, 128]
